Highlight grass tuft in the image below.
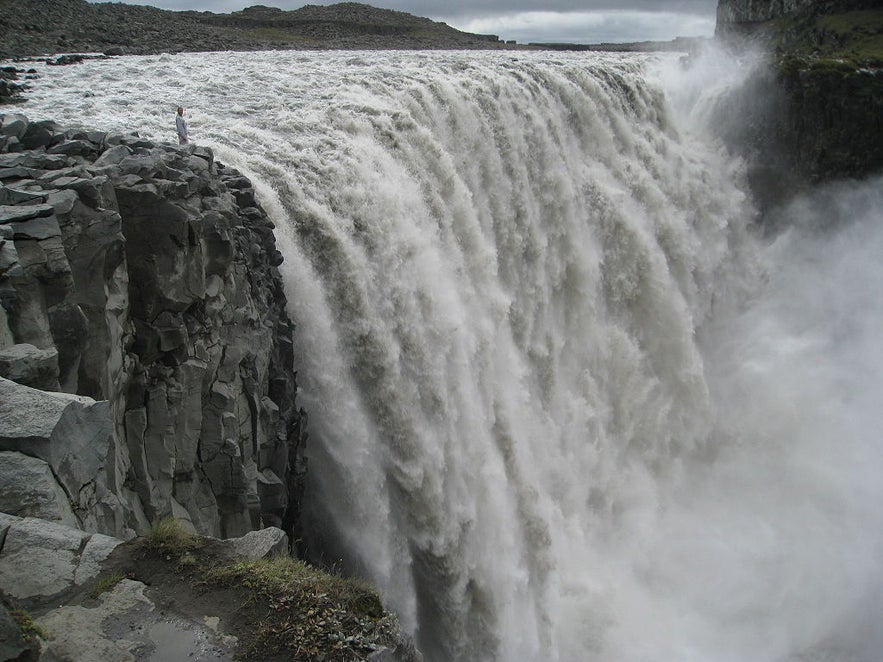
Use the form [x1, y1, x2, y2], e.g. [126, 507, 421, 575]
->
[145, 517, 201, 555]
[89, 572, 127, 599]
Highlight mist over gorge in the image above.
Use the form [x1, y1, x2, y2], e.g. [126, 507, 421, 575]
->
[1, 1, 882, 660]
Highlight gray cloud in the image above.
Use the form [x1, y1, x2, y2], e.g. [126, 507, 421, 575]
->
[390, 0, 716, 13]
[449, 10, 715, 43]
[128, 0, 717, 10]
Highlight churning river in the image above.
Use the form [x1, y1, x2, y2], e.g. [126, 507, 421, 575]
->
[18, 49, 883, 661]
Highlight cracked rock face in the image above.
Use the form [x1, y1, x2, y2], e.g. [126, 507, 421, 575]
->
[0, 451, 79, 527]
[0, 113, 305, 542]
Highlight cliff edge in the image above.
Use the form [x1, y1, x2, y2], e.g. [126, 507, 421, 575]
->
[0, 113, 306, 543]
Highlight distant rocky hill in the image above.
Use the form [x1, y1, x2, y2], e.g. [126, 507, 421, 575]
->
[0, 0, 511, 58]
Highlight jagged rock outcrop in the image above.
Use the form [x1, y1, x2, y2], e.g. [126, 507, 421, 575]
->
[717, 0, 817, 26]
[0, 66, 29, 105]
[0, 113, 305, 542]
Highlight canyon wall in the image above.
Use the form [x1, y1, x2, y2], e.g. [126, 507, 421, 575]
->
[0, 113, 306, 542]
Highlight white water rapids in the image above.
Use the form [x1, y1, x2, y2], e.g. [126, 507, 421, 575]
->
[17, 49, 883, 661]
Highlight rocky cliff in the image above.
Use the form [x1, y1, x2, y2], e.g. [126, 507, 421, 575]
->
[716, 0, 878, 32]
[0, 113, 305, 543]
[711, 1, 883, 208]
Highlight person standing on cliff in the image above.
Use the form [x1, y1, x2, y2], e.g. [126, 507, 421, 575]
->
[175, 106, 189, 144]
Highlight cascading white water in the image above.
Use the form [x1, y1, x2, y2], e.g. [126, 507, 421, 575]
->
[18, 49, 883, 661]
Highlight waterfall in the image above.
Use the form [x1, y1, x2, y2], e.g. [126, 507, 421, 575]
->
[21, 49, 883, 661]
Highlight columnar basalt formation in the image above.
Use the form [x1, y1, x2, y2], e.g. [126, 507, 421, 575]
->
[0, 113, 305, 542]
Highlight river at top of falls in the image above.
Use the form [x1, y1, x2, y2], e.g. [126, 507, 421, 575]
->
[16, 49, 883, 662]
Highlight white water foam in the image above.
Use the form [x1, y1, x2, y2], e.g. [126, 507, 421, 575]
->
[15, 49, 883, 661]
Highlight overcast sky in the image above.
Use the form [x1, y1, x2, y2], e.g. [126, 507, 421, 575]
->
[99, 0, 719, 44]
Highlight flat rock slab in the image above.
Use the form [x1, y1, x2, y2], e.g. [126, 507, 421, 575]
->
[0, 515, 237, 661]
[0, 203, 54, 223]
[0, 185, 44, 205]
[8, 213, 61, 239]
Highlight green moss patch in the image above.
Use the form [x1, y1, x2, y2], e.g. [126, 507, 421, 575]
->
[767, 10, 883, 65]
[817, 9, 883, 39]
[11, 608, 47, 643]
[144, 517, 203, 555]
[89, 572, 127, 599]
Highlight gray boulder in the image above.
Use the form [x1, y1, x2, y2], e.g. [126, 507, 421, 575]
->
[0, 451, 77, 527]
[217, 526, 288, 561]
[0, 114, 28, 140]
[0, 514, 119, 600]
[0, 514, 236, 661]
[0, 378, 129, 535]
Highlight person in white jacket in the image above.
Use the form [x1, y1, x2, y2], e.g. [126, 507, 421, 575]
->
[176, 106, 189, 144]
